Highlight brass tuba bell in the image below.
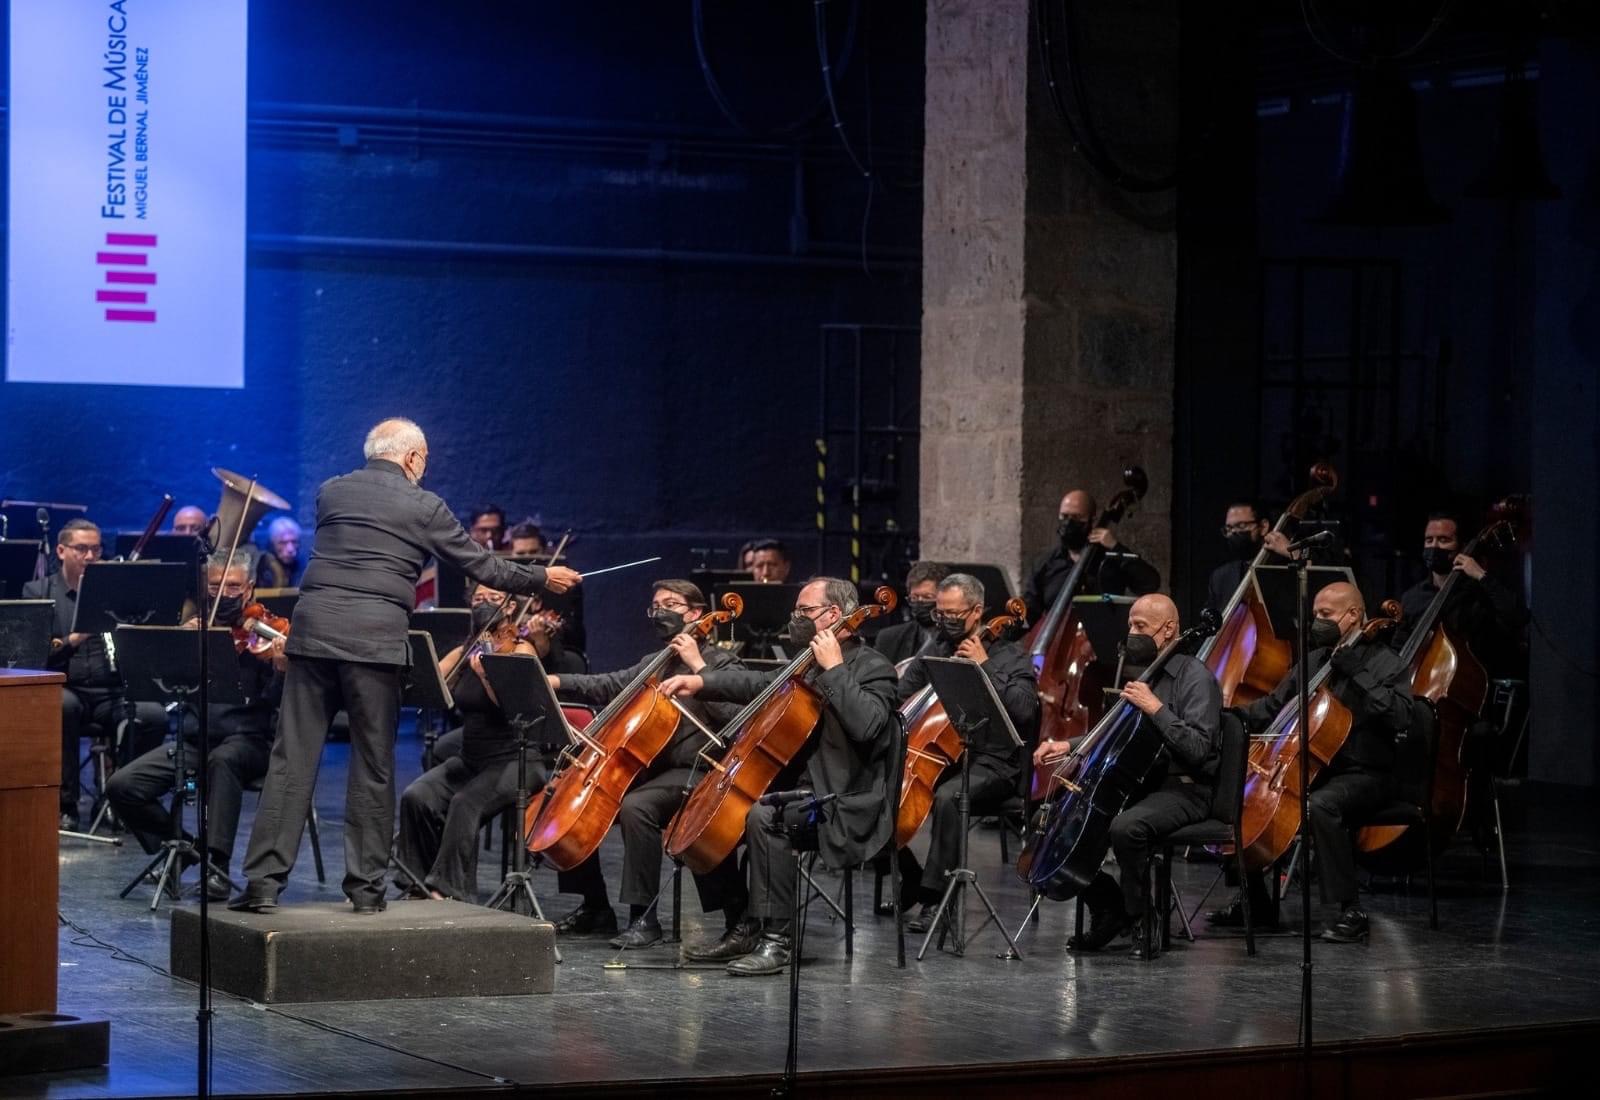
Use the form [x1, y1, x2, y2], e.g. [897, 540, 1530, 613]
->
[210, 467, 291, 554]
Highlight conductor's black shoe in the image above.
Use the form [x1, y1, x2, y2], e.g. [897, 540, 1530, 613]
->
[726, 932, 792, 976]
[227, 892, 277, 913]
[1068, 903, 1130, 952]
[905, 903, 940, 934]
[352, 897, 387, 915]
[1205, 897, 1280, 931]
[553, 904, 618, 936]
[204, 870, 232, 902]
[683, 919, 761, 962]
[1320, 906, 1370, 944]
[1127, 920, 1162, 960]
[610, 915, 664, 950]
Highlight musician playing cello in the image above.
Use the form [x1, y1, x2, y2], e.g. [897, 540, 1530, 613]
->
[545, 580, 747, 949]
[1041, 594, 1222, 958]
[661, 577, 898, 976]
[1213, 581, 1411, 944]
[1022, 488, 1160, 622]
[1391, 512, 1525, 675]
[897, 573, 1039, 933]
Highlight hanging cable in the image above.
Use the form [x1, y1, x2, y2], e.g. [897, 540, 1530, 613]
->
[692, 0, 859, 138]
[1300, 0, 1458, 67]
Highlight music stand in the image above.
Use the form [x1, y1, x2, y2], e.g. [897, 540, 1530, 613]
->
[71, 562, 188, 633]
[914, 656, 1026, 960]
[113, 626, 243, 909]
[478, 653, 562, 944]
[402, 629, 456, 773]
[718, 581, 801, 659]
[0, 600, 53, 668]
[1071, 594, 1136, 704]
[0, 541, 42, 598]
[1252, 565, 1356, 643]
[114, 532, 200, 590]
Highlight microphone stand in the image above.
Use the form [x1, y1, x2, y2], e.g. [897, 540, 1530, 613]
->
[190, 525, 215, 1100]
[1287, 549, 1314, 1093]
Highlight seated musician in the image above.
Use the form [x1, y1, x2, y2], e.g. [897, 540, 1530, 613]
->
[507, 521, 546, 558]
[466, 505, 508, 550]
[871, 560, 948, 664]
[23, 518, 165, 830]
[897, 572, 1039, 933]
[256, 517, 305, 589]
[395, 583, 549, 901]
[662, 577, 899, 976]
[1037, 594, 1221, 958]
[746, 538, 792, 584]
[1205, 501, 1293, 619]
[1023, 488, 1160, 622]
[106, 551, 286, 900]
[1391, 512, 1526, 674]
[1211, 581, 1411, 944]
[170, 506, 208, 536]
[544, 580, 746, 948]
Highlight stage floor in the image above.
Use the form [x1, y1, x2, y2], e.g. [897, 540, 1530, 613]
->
[7, 733, 1600, 1098]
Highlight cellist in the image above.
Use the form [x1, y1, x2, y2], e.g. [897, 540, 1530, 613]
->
[1391, 512, 1525, 674]
[661, 577, 898, 976]
[543, 580, 747, 949]
[896, 573, 1039, 933]
[1041, 594, 1222, 959]
[1216, 582, 1412, 944]
[1022, 488, 1160, 622]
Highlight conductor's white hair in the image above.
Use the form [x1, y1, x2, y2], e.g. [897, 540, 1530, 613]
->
[364, 418, 426, 460]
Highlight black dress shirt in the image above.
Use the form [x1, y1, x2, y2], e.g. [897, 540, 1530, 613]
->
[896, 636, 1040, 779]
[1137, 653, 1224, 784]
[1240, 638, 1411, 774]
[288, 459, 549, 666]
[1392, 571, 1525, 677]
[22, 572, 117, 689]
[1022, 543, 1160, 623]
[871, 618, 938, 665]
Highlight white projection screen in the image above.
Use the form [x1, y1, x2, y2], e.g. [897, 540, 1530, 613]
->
[6, 0, 248, 387]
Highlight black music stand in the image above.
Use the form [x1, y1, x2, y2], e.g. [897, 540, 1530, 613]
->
[402, 629, 456, 773]
[758, 789, 834, 1097]
[1071, 595, 1136, 703]
[1253, 564, 1356, 643]
[718, 581, 801, 660]
[113, 627, 242, 910]
[0, 600, 53, 668]
[114, 533, 201, 598]
[478, 653, 562, 943]
[914, 656, 1026, 960]
[0, 541, 42, 598]
[71, 562, 188, 634]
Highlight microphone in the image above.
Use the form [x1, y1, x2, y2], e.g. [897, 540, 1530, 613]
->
[1287, 530, 1334, 554]
[37, 508, 55, 575]
[760, 788, 837, 809]
[36, 507, 50, 535]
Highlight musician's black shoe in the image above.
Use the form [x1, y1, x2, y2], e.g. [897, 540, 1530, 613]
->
[726, 932, 792, 976]
[227, 891, 278, 914]
[59, 812, 82, 832]
[204, 869, 233, 903]
[1320, 906, 1370, 944]
[1127, 920, 1162, 960]
[905, 903, 940, 934]
[682, 919, 761, 962]
[1205, 897, 1281, 931]
[610, 915, 664, 950]
[352, 897, 387, 915]
[553, 903, 618, 936]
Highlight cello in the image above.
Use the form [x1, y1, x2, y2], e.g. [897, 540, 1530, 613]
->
[1201, 463, 1339, 707]
[1025, 467, 1150, 800]
[525, 592, 743, 871]
[1236, 601, 1402, 871]
[1357, 506, 1517, 858]
[1018, 614, 1217, 901]
[664, 586, 897, 876]
[893, 598, 1028, 849]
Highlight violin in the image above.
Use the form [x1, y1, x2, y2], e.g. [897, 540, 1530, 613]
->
[1024, 466, 1149, 799]
[664, 586, 897, 875]
[526, 593, 742, 871]
[893, 598, 1027, 849]
[1236, 600, 1402, 871]
[234, 601, 290, 656]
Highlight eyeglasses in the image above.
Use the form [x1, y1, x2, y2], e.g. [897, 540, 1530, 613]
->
[932, 605, 978, 624]
[1221, 523, 1258, 535]
[649, 601, 693, 614]
[792, 603, 833, 617]
[62, 543, 102, 557]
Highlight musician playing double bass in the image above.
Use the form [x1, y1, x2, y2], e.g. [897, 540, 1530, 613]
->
[661, 577, 898, 976]
[1022, 488, 1160, 622]
[1391, 512, 1525, 675]
[1205, 501, 1294, 620]
[545, 580, 747, 949]
[1042, 594, 1222, 958]
[896, 573, 1039, 933]
[1213, 582, 1412, 944]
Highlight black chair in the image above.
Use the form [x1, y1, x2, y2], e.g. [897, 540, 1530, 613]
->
[1356, 695, 1440, 930]
[243, 776, 326, 884]
[1150, 709, 1255, 956]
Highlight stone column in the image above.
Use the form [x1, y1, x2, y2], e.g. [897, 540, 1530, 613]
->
[919, 0, 1178, 591]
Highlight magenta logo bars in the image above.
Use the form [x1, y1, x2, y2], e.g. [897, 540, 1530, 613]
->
[96, 232, 157, 323]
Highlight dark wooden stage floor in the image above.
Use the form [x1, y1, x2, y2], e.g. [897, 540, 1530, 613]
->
[7, 730, 1599, 1099]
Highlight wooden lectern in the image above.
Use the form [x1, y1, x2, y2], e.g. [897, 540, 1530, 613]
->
[0, 669, 64, 1014]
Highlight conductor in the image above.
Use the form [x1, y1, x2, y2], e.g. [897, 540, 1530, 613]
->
[230, 418, 580, 913]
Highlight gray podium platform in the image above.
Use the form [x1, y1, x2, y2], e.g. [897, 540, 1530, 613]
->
[170, 900, 555, 1003]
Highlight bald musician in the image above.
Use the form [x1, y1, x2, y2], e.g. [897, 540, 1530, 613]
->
[1213, 582, 1411, 945]
[1037, 594, 1221, 959]
[170, 505, 208, 536]
[1022, 488, 1160, 622]
[232, 418, 582, 915]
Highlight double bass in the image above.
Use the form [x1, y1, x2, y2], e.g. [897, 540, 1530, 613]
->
[1018, 615, 1217, 901]
[1201, 463, 1339, 707]
[664, 587, 897, 876]
[1236, 601, 1402, 871]
[1357, 506, 1517, 858]
[526, 592, 743, 871]
[893, 598, 1028, 849]
[1024, 467, 1149, 799]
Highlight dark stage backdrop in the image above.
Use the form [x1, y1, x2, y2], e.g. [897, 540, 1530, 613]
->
[0, 1, 925, 669]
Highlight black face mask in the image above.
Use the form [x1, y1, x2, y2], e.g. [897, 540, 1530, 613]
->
[212, 595, 245, 626]
[1225, 531, 1259, 560]
[789, 613, 820, 647]
[1423, 546, 1456, 576]
[1058, 518, 1090, 552]
[1122, 631, 1159, 667]
[471, 602, 503, 634]
[1309, 617, 1342, 650]
[648, 608, 686, 641]
[908, 598, 936, 628]
[936, 615, 971, 642]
